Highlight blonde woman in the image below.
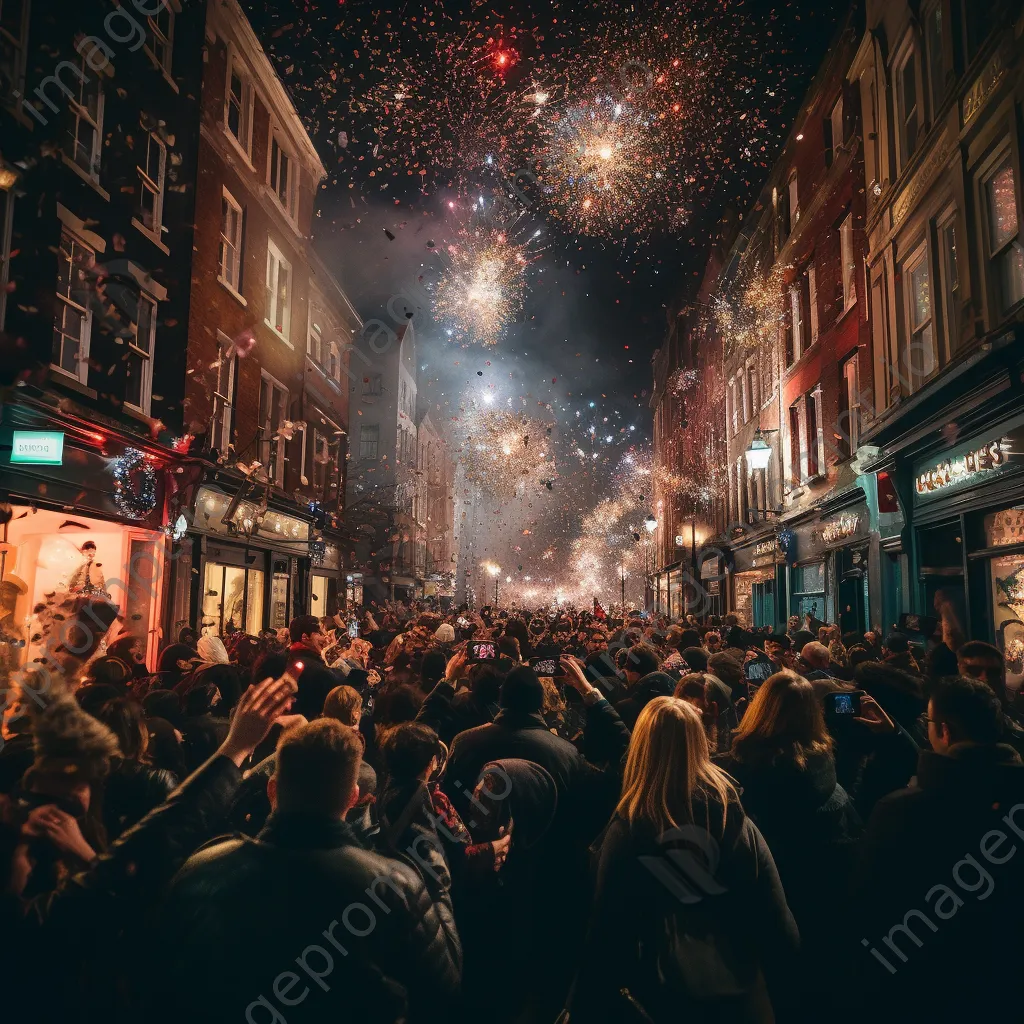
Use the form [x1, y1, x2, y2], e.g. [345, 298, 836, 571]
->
[568, 696, 798, 1024]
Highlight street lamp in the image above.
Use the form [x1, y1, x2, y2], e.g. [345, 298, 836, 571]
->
[486, 561, 501, 604]
[745, 430, 773, 472]
[644, 514, 658, 533]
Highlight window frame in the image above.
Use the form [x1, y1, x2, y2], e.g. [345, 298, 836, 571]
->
[807, 262, 819, 342]
[258, 370, 289, 487]
[224, 50, 254, 159]
[789, 283, 803, 363]
[923, 1, 945, 122]
[219, 187, 244, 293]
[787, 172, 799, 232]
[144, 1, 175, 74]
[268, 130, 297, 220]
[893, 39, 923, 172]
[827, 94, 844, 166]
[64, 50, 104, 179]
[840, 213, 857, 311]
[936, 206, 960, 358]
[212, 331, 238, 455]
[839, 353, 860, 459]
[0, 0, 30, 106]
[264, 239, 292, 341]
[123, 291, 156, 415]
[901, 240, 937, 395]
[359, 423, 380, 461]
[363, 373, 383, 397]
[980, 149, 1024, 319]
[136, 126, 167, 238]
[52, 226, 94, 384]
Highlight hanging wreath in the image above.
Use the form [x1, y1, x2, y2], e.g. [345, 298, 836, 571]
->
[112, 448, 158, 520]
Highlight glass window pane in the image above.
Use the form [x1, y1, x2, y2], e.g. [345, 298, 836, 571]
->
[991, 553, 1024, 693]
[910, 257, 930, 328]
[988, 161, 1019, 251]
[998, 246, 1024, 311]
[245, 568, 264, 634]
[270, 572, 289, 630]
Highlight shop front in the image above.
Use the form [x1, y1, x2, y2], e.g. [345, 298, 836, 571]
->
[908, 420, 1024, 682]
[731, 535, 783, 629]
[178, 486, 314, 638]
[2, 404, 172, 670]
[310, 541, 342, 619]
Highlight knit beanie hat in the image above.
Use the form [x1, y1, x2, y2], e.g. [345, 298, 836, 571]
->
[499, 665, 545, 714]
[434, 623, 456, 643]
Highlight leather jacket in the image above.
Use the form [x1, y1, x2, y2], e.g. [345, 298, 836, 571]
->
[150, 810, 462, 1023]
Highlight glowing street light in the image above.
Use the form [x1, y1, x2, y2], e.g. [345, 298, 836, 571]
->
[644, 514, 658, 533]
[745, 430, 773, 472]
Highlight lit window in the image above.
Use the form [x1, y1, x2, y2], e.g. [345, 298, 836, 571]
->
[265, 240, 292, 339]
[258, 374, 289, 485]
[984, 157, 1024, 315]
[840, 213, 856, 310]
[902, 244, 937, 394]
[219, 188, 243, 291]
[895, 45, 921, 169]
[52, 227, 94, 382]
[136, 127, 167, 235]
[213, 332, 237, 454]
[807, 263, 819, 341]
[308, 319, 322, 363]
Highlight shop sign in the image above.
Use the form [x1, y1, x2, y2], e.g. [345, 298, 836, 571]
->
[985, 507, 1024, 549]
[706, 579, 721, 597]
[821, 513, 861, 545]
[915, 439, 1009, 498]
[752, 538, 780, 566]
[11, 430, 64, 465]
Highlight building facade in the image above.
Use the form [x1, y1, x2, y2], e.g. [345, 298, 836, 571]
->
[1, 0, 361, 666]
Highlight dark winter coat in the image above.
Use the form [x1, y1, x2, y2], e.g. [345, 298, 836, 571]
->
[153, 811, 461, 1024]
[849, 743, 1024, 1022]
[568, 796, 799, 1024]
[102, 759, 178, 840]
[289, 642, 342, 719]
[614, 671, 676, 730]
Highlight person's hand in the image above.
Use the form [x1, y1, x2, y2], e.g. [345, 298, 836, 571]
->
[853, 694, 896, 733]
[219, 674, 299, 766]
[445, 649, 468, 683]
[491, 828, 511, 871]
[274, 713, 308, 732]
[559, 655, 594, 695]
[23, 805, 97, 865]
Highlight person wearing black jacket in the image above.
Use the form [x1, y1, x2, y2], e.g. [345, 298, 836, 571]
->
[849, 675, 1024, 1022]
[569, 695, 798, 1024]
[153, 718, 461, 1024]
[288, 614, 342, 719]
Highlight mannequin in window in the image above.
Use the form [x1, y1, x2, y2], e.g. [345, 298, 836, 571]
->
[68, 541, 107, 596]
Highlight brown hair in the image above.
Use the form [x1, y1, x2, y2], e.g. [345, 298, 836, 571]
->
[730, 670, 832, 767]
[274, 719, 362, 815]
[323, 684, 363, 727]
[617, 696, 736, 836]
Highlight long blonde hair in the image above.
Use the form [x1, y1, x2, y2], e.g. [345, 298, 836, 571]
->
[617, 696, 737, 836]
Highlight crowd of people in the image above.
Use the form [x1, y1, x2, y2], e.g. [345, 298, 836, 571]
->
[1, 595, 1021, 1023]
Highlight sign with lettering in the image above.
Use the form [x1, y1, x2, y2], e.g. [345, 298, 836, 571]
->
[11, 430, 65, 465]
[752, 538, 781, 566]
[963, 47, 1007, 127]
[915, 439, 1009, 498]
[821, 513, 861, 545]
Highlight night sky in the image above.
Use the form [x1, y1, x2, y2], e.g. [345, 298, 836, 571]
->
[240, 0, 841, 595]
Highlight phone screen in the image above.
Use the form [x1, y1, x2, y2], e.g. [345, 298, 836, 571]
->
[469, 640, 498, 662]
[828, 691, 861, 715]
[531, 658, 557, 675]
[347, 621, 360, 638]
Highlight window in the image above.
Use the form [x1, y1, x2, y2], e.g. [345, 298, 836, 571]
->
[53, 228, 94, 382]
[807, 387, 821, 478]
[265, 241, 292, 339]
[269, 135, 295, 217]
[924, 4, 945, 119]
[213, 333, 237, 454]
[136, 128, 167, 235]
[326, 341, 341, 382]
[903, 244, 936, 394]
[838, 354, 859, 458]
[937, 212, 960, 354]
[789, 400, 802, 486]
[124, 293, 155, 414]
[983, 157, 1024, 315]
[728, 378, 738, 434]
[0, 0, 28, 102]
[746, 363, 759, 419]
[363, 373, 382, 397]
[219, 188, 243, 291]
[145, 2, 174, 73]
[826, 95, 843, 166]
[840, 214, 856, 310]
[64, 52, 103, 176]
[895, 45, 921, 169]
[225, 56, 253, 155]
[808, 263, 819, 342]
[789, 284, 803, 362]
[359, 424, 379, 461]
[258, 374, 288, 485]
[308, 319, 322, 363]
[736, 457, 747, 523]
[313, 430, 330, 493]
[788, 173, 799, 232]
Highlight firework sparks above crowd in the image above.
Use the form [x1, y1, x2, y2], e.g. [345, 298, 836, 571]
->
[457, 407, 556, 499]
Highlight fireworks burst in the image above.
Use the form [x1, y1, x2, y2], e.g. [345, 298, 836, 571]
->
[457, 408, 556, 498]
[714, 260, 788, 354]
[433, 220, 543, 345]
